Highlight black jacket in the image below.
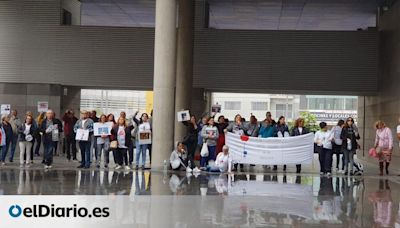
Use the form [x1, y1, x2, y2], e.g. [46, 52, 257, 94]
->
[182, 121, 198, 145]
[40, 118, 63, 143]
[290, 127, 309, 136]
[341, 127, 360, 150]
[111, 125, 134, 148]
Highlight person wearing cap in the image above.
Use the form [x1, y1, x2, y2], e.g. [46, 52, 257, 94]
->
[18, 115, 36, 168]
[73, 110, 94, 169]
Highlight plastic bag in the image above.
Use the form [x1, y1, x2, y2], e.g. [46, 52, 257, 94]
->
[200, 142, 209, 157]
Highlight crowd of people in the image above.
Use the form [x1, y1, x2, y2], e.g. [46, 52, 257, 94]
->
[175, 112, 365, 176]
[0, 108, 398, 176]
[0, 109, 153, 171]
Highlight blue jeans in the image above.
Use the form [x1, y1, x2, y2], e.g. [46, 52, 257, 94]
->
[1, 139, 11, 162]
[79, 141, 91, 168]
[96, 143, 110, 165]
[135, 141, 148, 167]
[200, 145, 216, 167]
[44, 141, 55, 166]
[9, 134, 18, 162]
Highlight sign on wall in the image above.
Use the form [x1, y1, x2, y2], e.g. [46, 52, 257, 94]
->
[37, 101, 49, 113]
[0, 104, 11, 115]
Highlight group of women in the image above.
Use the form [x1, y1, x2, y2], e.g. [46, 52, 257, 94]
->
[181, 112, 310, 173]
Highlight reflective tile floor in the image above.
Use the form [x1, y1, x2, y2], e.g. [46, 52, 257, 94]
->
[1, 166, 400, 227]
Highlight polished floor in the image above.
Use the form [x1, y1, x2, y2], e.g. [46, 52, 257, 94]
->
[1, 164, 400, 227]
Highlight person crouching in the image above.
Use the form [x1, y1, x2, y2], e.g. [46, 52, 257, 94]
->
[170, 142, 188, 171]
[207, 145, 232, 173]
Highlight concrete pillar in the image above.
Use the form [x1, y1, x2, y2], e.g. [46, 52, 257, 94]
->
[152, 0, 177, 168]
[174, 0, 195, 143]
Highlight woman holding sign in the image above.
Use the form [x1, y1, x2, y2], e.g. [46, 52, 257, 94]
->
[95, 114, 111, 168]
[111, 117, 134, 170]
[133, 113, 152, 170]
[18, 115, 37, 168]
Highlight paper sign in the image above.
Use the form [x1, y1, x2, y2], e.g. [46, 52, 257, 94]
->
[37, 101, 49, 112]
[75, 129, 89, 141]
[211, 104, 221, 113]
[177, 110, 190, 122]
[1, 104, 10, 115]
[138, 130, 152, 145]
[93, 122, 113, 136]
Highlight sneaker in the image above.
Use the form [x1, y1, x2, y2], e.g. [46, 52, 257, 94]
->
[326, 172, 332, 177]
[124, 166, 131, 170]
[320, 172, 324, 175]
[135, 165, 139, 170]
[96, 164, 100, 168]
[344, 171, 348, 175]
[115, 165, 122, 170]
[44, 165, 49, 169]
[200, 167, 207, 171]
[104, 164, 108, 169]
[193, 167, 201, 173]
[186, 167, 193, 173]
[48, 165, 52, 169]
[1, 162, 5, 166]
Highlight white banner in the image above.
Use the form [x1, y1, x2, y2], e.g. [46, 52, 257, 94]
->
[225, 132, 314, 165]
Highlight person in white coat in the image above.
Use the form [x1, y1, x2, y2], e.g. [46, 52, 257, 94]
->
[315, 122, 334, 176]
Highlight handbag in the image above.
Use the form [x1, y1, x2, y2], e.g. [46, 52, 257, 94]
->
[110, 140, 118, 149]
[25, 134, 33, 142]
[368, 148, 378, 158]
[200, 142, 209, 157]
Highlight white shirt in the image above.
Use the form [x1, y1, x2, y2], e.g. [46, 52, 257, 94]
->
[298, 127, 303, 135]
[314, 130, 333, 149]
[215, 153, 231, 172]
[81, 119, 87, 128]
[24, 123, 31, 134]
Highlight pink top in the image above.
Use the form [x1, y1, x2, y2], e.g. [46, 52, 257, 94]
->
[375, 127, 393, 149]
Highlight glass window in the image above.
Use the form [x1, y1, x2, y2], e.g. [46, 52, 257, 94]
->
[251, 102, 268, 111]
[345, 98, 358, 110]
[224, 101, 241, 110]
[276, 104, 293, 118]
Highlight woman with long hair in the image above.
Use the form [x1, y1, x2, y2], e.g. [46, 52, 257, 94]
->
[133, 112, 152, 170]
[291, 118, 310, 173]
[274, 116, 289, 171]
[201, 117, 219, 168]
[341, 117, 360, 175]
[18, 115, 36, 168]
[111, 117, 133, 170]
[374, 120, 393, 175]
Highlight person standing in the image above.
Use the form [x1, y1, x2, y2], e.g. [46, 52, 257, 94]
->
[274, 116, 289, 171]
[290, 118, 310, 173]
[73, 111, 94, 169]
[111, 117, 133, 170]
[34, 112, 45, 156]
[201, 117, 219, 168]
[374, 120, 393, 176]
[40, 110, 60, 169]
[133, 112, 151, 170]
[51, 113, 63, 156]
[225, 114, 247, 170]
[0, 115, 13, 165]
[182, 115, 198, 169]
[95, 114, 110, 168]
[18, 115, 36, 168]
[332, 120, 345, 172]
[8, 110, 21, 162]
[314, 122, 334, 176]
[245, 115, 259, 137]
[63, 110, 78, 161]
[341, 118, 360, 176]
[215, 115, 228, 157]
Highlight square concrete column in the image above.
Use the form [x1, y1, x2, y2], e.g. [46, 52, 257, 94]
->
[152, 0, 178, 168]
[174, 0, 195, 143]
